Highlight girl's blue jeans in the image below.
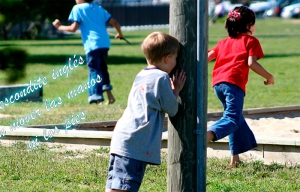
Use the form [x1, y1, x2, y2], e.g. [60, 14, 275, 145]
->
[208, 82, 257, 155]
[86, 48, 113, 104]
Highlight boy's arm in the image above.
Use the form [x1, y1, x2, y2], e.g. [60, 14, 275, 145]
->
[108, 18, 124, 39]
[248, 55, 274, 85]
[208, 50, 216, 62]
[159, 71, 185, 117]
[167, 70, 186, 119]
[52, 19, 79, 33]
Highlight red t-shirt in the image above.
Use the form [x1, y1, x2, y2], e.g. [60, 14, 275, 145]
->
[211, 34, 264, 93]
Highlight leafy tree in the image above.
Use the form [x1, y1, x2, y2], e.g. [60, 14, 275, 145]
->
[0, 0, 75, 39]
[0, 47, 27, 83]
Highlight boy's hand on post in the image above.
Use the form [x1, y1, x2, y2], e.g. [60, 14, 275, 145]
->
[172, 69, 186, 93]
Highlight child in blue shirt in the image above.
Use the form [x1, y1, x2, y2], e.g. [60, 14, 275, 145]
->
[105, 32, 186, 192]
[53, 0, 124, 105]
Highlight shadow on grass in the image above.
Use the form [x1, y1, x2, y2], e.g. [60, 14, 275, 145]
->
[0, 35, 144, 48]
[264, 53, 300, 58]
[26, 52, 299, 65]
[111, 42, 141, 46]
[0, 43, 83, 47]
[256, 34, 300, 38]
[1, 41, 141, 47]
[107, 55, 146, 64]
[27, 55, 83, 65]
[27, 54, 146, 65]
[208, 40, 219, 46]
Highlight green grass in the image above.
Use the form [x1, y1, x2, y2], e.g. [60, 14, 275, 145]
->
[0, 142, 299, 191]
[0, 18, 300, 190]
[1, 18, 300, 125]
[0, 31, 147, 125]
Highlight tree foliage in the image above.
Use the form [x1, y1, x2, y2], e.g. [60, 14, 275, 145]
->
[0, 47, 27, 82]
[0, 0, 75, 39]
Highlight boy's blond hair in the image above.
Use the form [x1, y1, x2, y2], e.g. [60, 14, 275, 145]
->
[141, 32, 180, 64]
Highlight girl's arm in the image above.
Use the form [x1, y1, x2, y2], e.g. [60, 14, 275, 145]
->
[208, 50, 216, 62]
[248, 55, 274, 85]
[52, 19, 79, 33]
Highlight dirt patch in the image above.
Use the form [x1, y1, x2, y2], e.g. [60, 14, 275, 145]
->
[284, 19, 300, 24]
[207, 112, 300, 138]
[0, 114, 13, 118]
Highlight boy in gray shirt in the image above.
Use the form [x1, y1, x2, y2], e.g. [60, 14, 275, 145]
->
[105, 32, 186, 192]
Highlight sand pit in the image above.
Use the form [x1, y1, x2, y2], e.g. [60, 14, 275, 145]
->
[207, 111, 300, 138]
[1, 109, 299, 153]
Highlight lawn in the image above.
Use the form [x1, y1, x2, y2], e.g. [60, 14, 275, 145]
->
[0, 143, 299, 191]
[0, 18, 300, 191]
[0, 18, 300, 126]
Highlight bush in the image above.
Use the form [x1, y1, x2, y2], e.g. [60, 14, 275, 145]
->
[0, 47, 27, 83]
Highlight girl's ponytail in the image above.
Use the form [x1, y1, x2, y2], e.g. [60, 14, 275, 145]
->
[225, 6, 256, 38]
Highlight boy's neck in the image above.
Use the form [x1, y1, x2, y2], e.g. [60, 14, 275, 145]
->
[147, 63, 159, 69]
[145, 67, 158, 70]
[147, 61, 169, 73]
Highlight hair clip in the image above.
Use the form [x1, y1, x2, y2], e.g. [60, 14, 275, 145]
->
[228, 10, 241, 20]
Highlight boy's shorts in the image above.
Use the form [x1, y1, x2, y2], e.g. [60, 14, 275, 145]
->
[106, 154, 147, 192]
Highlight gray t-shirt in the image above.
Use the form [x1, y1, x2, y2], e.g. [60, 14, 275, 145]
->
[110, 68, 178, 165]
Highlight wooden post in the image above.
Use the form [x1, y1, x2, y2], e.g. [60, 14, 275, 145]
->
[168, 0, 208, 191]
[196, 0, 208, 190]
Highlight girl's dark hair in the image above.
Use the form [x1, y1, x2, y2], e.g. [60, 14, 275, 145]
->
[225, 6, 255, 38]
[86, 0, 94, 2]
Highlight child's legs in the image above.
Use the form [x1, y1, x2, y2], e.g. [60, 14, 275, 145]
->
[86, 49, 104, 103]
[228, 116, 258, 155]
[106, 154, 147, 192]
[99, 48, 113, 92]
[208, 83, 244, 140]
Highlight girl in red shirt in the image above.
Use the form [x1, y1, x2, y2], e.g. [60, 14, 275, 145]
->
[207, 6, 274, 167]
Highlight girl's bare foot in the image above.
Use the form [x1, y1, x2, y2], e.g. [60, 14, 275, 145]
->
[97, 100, 103, 105]
[105, 99, 115, 105]
[105, 90, 116, 105]
[207, 130, 216, 143]
[230, 155, 242, 167]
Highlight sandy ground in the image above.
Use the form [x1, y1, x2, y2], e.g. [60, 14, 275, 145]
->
[208, 111, 300, 138]
[2, 111, 299, 137]
[1, 111, 299, 151]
